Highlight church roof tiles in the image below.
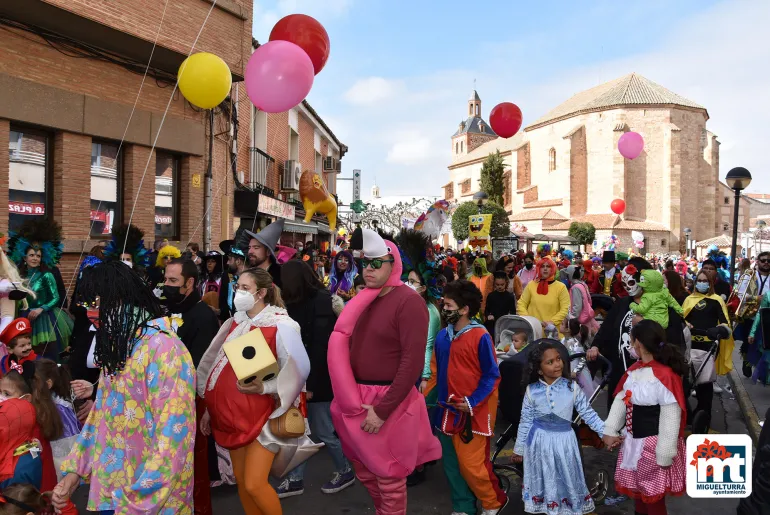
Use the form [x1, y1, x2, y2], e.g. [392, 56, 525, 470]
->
[525, 73, 706, 130]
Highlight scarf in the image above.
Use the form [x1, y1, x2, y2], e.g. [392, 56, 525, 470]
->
[535, 257, 557, 295]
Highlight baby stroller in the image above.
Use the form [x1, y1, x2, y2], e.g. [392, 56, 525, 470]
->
[494, 315, 543, 360]
[494, 335, 613, 502]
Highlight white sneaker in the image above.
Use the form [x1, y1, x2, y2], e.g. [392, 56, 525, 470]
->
[481, 497, 509, 514]
[713, 382, 723, 394]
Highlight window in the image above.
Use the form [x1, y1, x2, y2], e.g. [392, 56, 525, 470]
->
[461, 179, 471, 195]
[460, 141, 464, 153]
[8, 128, 50, 233]
[479, 123, 485, 133]
[445, 182, 454, 201]
[723, 222, 729, 231]
[549, 148, 556, 172]
[90, 141, 121, 237]
[724, 197, 730, 205]
[315, 151, 322, 173]
[475, 105, 480, 116]
[661, 239, 667, 246]
[455, 142, 459, 154]
[155, 152, 179, 239]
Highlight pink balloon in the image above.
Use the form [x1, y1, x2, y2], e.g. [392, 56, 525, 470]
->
[618, 131, 644, 160]
[245, 40, 314, 113]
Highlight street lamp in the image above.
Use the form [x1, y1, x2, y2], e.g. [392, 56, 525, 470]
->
[726, 167, 752, 285]
[683, 227, 691, 259]
[757, 220, 767, 256]
[473, 191, 489, 214]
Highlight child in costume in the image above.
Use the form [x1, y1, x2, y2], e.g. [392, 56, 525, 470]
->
[0, 363, 59, 492]
[0, 319, 36, 376]
[433, 280, 508, 515]
[512, 342, 616, 515]
[7, 221, 72, 361]
[0, 234, 33, 340]
[0, 394, 42, 490]
[34, 359, 81, 480]
[603, 320, 688, 515]
[484, 272, 516, 340]
[629, 269, 683, 329]
[470, 257, 494, 316]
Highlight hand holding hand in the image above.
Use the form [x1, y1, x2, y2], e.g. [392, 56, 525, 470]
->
[51, 473, 80, 511]
[602, 434, 622, 451]
[586, 347, 600, 361]
[360, 404, 385, 434]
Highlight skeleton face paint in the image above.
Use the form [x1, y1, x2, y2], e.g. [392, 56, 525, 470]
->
[621, 265, 642, 297]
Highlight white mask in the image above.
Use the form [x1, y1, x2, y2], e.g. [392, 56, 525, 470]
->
[628, 344, 640, 360]
[122, 260, 133, 269]
[405, 282, 419, 292]
[0, 394, 7, 403]
[234, 289, 257, 312]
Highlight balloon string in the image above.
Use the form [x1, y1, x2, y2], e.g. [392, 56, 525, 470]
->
[122, 0, 219, 257]
[42, 0, 172, 360]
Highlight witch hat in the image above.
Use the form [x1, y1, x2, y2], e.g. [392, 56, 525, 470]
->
[244, 219, 285, 260]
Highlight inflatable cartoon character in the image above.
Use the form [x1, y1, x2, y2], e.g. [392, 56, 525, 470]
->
[414, 200, 449, 241]
[299, 170, 338, 231]
[468, 214, 492, 250]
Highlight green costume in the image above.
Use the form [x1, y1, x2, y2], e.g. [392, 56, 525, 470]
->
[629, 269, 683, 329]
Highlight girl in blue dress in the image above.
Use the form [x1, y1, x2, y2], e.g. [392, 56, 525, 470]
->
[512, 342, 619, 514]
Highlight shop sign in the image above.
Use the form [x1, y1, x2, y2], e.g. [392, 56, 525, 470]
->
[155, 215, 173, 225]
[9, 202, 45, 215]
[258, 196, 295, 220]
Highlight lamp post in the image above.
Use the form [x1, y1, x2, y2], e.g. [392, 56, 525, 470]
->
[757, 220, 767, 257]
[683, 227, 691, 259]
[473, 191, 489, 214]
[726, 167, 752, 286]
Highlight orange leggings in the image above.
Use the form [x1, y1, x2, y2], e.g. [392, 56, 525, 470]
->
[229, 441, 282, 515]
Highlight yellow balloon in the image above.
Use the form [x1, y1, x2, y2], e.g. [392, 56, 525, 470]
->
[178, 52, 232, 109]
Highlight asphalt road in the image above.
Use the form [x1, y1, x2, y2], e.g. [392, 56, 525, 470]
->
[72, 384, 747, 514]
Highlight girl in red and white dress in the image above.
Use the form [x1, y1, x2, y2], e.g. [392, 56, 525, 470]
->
[603, 319, 688, 515]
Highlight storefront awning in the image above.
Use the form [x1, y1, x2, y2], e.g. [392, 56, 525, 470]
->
[316, 223, 332, 235]
[284, 220, 318, 235]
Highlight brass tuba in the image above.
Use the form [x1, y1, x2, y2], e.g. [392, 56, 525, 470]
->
[731, 268, 759, 321]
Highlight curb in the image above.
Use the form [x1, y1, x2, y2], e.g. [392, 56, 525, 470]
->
[727, 369, 762, 445]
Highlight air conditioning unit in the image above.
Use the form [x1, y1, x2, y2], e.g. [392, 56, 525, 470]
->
[282, 160, 302, 192]
[323, 156, 337, 171]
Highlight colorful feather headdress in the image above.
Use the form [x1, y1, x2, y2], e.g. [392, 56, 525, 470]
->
[395, 229, 443, 300]
[103, 224, 150, 270]
[7, 218, 63, 268]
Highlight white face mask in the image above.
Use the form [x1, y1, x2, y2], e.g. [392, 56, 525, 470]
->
[122, 260, 133, 269]
[628, 344, 640, 360]
[0, 394, 7, 403]
[405, 282, 419, 292]
[234, 289, 257, 312]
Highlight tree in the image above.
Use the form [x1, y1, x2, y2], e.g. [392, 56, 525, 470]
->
[568, 222, 596, 246]
[451, 201, 510, 242]
[478, 150, 506, 206]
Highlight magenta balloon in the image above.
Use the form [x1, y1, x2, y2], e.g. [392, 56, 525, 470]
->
[245, 40, 314, 114]
[618, 131, 644, 160]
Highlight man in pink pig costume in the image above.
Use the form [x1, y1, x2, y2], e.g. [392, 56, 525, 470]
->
[328, 228, 441, 514]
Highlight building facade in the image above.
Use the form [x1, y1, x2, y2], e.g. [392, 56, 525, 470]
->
[446, 73, 733, 253]
[0, 0, 254, 280]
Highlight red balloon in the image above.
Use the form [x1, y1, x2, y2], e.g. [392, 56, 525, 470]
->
[611, 198, 626, 215]
[269, 14, 330, 75]
[489, 102, 523, 139]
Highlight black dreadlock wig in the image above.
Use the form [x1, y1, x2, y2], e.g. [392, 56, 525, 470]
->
[75, 260, 163, 376]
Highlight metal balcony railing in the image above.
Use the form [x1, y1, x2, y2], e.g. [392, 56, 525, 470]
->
[249, 147, 275, 191]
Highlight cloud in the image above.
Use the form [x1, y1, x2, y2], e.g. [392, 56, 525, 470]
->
[386, 133, 437, 165]
[343, 77, 406, 106]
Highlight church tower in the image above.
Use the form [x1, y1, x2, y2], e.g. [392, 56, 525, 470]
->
[451, 89, 497, 162]
[371, 179, 380, 199]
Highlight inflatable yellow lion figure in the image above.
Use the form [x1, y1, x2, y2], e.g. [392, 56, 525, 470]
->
[299, 170, 337, 231]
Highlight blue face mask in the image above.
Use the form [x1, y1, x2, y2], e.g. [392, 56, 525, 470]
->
[695, 281, 709, 293]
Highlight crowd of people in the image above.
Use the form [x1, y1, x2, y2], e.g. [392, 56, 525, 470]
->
[0, 217, 768, 515]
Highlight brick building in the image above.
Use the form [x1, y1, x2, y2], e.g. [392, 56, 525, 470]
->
[233, 40, 347, 250]
[0, 0, 256, 281]
[445, 73, 732, 253]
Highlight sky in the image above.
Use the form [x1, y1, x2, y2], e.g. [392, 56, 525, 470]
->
[252, 0, 770, 205]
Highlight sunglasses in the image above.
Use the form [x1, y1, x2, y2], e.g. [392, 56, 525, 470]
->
[759, 258, 770, 264]
[361, 258, 394, 270]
